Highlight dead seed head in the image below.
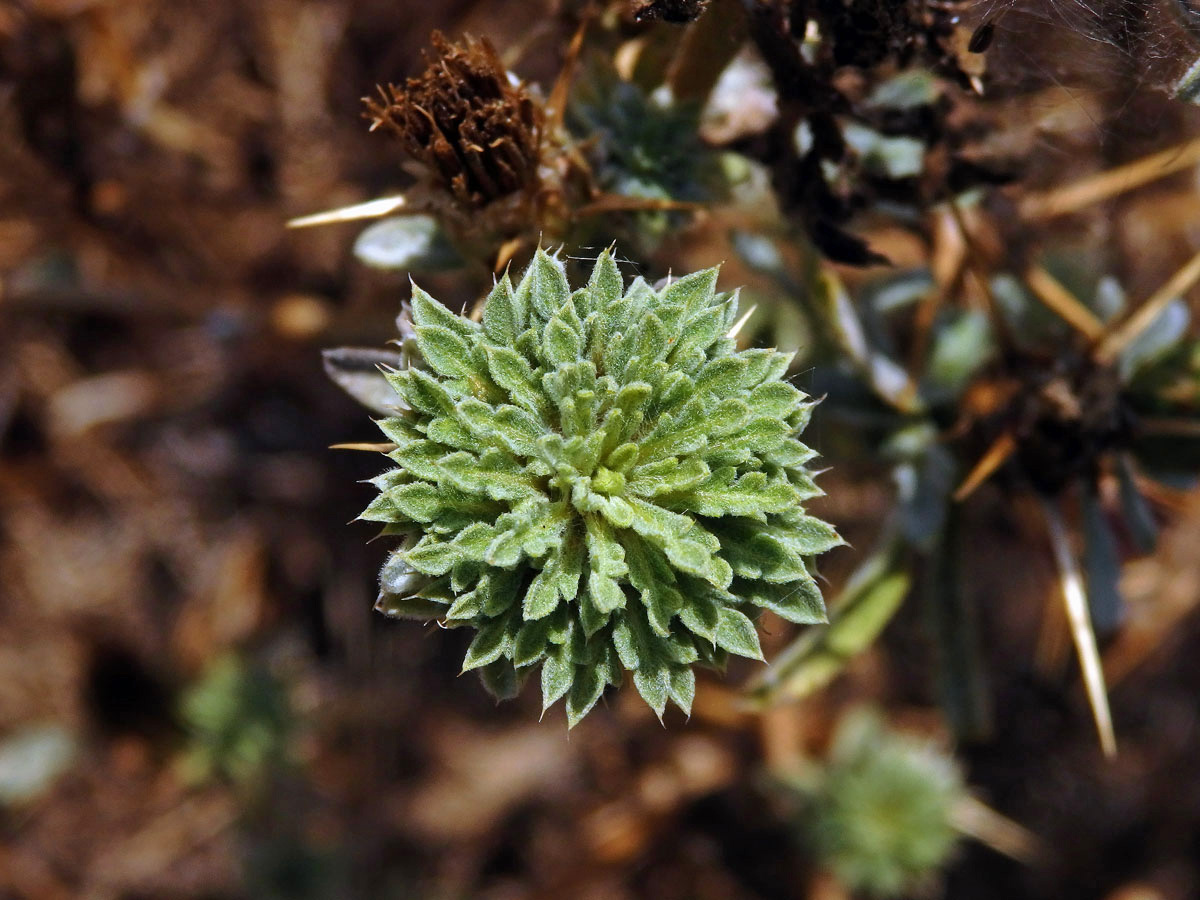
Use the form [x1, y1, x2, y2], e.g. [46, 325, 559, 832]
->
[364, 32, 545, 210]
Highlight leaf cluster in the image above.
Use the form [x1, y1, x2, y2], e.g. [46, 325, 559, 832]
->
[800, 710, 965, 898]
[358, 248, 841, 725]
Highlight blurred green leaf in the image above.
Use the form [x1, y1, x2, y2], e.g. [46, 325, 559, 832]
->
[921, 508, 991, 741]
[1081, 486, 1125, 635]
[1116, 455, 1158, 553]
[925, 310, 994, 397]
[750, 538, 910, 702]
[178, 654, 293, 786]
[1119, 299, 1189, 382]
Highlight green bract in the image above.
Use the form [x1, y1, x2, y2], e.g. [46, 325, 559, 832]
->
[358, 248, 841, 726]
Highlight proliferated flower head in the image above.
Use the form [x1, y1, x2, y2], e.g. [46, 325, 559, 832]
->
[356, 248, 841, 726]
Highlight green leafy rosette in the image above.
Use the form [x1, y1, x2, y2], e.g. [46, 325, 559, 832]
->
[358, 248, 841, 725]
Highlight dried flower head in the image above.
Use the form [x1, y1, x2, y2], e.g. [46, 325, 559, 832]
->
[351, 248, 841, 726]
[365, 32, 546, 216]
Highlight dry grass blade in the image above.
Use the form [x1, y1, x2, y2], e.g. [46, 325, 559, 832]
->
[1040, 497, 1117, 758]
[1020, 137, 1200, 221]
[493, 237, 526, 275]
[945, 201, 1015, 352]
[287, 195, 408, 228]
[951, 794, 1041, 864]
[330, 442, 397, 452]
[1024, 266, 1105, 340]
[727, 304, 758, 340]
[1093, 248, 1200, 365]
[953, 432, 1017, 502]
[547, 18, 588, 130]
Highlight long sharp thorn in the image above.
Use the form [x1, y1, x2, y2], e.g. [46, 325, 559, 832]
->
[1041, 497, 1117, 758]
[954, 432, 1017, 502]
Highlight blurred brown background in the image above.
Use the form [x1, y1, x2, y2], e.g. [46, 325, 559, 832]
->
[3, 2, 1200, 899]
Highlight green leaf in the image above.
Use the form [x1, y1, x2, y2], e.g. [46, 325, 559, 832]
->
[627, 457, 710, 497]
[741, 576, 827, 624]
[668, 468, 798, 519]
[438, 451, 540, 502]
[747, 380, 808, 418]
[387, 368, 457, 416]
[623, 535, 684, 636]
[524, 563, 562, 620]
[456, 399, 546, 456]
[657, 267, 719, 322]
[461, 616, 514, 671]
[777, 515, 846, 555]
[485, 501, 569, 567]
[445, 586, 484, 620]
[375, 593, 446, 620]
[410, 282, 479, 341]
[611, 615, 643, 670]
[624, 497, 727, 586]
[634, 664, 670, 719]
[705, 417, 791, 465]
[518, 248, 571, 321]
[578, 588, 610, 635]
[678, 588, 721, 644]
[715, 607, 764, 660]
[385, 482, 495, 525]
[478, 660, 521, 700]
[376, 416, 422, 446]
[595, 494, 635, 529]
[589, 572, 626, 613]
[482, 273, 521, 345]
[514, 617, 552, 666]
[717, 522, 809, 583]
[637, 397, 748, 463]
[484, 345, 544, 415]
[586, 516, 629, 613]
[541, 650, 574, 710]
[587, 247, 623, 310]
[668, 667, 695, 716]
[406, 530, 479, 576]
[566, 664, 607, 728]
[605, 442, 640, 472]
[389, 440, 446, 483]
[543, 312, 584, 369]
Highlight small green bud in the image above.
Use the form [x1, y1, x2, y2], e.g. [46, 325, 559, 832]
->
[802, 710, 965, 897]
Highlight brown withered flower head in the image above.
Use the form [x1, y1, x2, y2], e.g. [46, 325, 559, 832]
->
[365, 32, 556, 244]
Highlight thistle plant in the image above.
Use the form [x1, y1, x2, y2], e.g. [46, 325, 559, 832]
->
[345, 248, 841, 726]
